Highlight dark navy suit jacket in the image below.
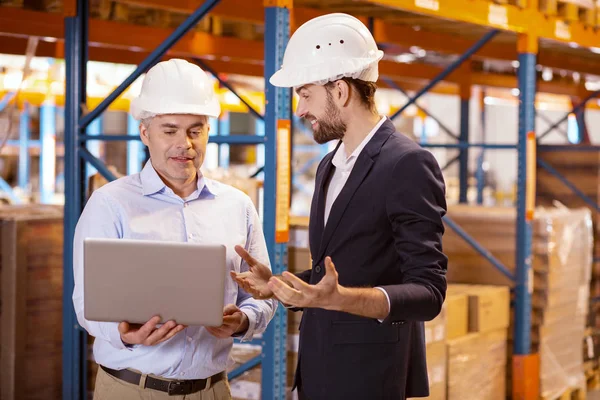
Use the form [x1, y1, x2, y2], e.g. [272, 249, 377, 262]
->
[292, 118, 448, 400]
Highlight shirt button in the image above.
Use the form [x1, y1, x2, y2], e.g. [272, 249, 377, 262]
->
[188, 234, 194, 239]
[315, 265, 322, 273]
[187, 337, 193, 343]
[180, 372, 185, 376]
[184, 203, 188, 208]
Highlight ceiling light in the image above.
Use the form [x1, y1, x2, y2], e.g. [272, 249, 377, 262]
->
[395, 54, 417, 63]
[542, 68, 553, 81]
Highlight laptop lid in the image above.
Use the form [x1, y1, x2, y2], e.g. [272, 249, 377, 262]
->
[83, 237, 226, 327]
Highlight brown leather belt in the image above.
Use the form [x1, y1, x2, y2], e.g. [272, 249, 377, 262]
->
[100, 365, 225, 396]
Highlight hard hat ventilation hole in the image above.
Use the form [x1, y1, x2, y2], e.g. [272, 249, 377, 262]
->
[316, 45, 321, 49]
[329, 43, 331, 46]
[340, 40, 344, 44]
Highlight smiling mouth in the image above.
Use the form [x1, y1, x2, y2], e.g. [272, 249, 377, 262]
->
[171, 157, 193, 162]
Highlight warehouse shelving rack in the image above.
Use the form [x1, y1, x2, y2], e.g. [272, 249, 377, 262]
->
[60, 1, 291, 399]
[1, 0, 600, 398]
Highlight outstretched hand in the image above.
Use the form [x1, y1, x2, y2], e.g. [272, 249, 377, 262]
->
[230, 245, 275, 300]
[267, 256, 342, 310]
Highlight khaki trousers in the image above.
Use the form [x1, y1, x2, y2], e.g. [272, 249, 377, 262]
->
[93, 365, 233, 400]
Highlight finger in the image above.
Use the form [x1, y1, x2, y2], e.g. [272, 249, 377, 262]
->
[281, 271, 312, 290]
[156, 325, 185, 345]
[269, 277, 302, 305]
[324, 257, 338, 277]
[137, 315, 162, 339]
[205, 326, 228, 338]
[118, 321, 130, 335]
[235, 245, 259, 268]
[144, 320, 177, 345]
[223, 304, 240, 315]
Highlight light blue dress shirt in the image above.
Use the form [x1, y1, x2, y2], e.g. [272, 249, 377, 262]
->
[72, 160, 277, 380]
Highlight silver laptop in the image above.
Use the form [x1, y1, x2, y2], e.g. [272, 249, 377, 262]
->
[83, 237, 226, 327]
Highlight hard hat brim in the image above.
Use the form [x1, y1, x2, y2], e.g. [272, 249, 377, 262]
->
[269, 51, 384, 88]
[130, 97, 221, 120]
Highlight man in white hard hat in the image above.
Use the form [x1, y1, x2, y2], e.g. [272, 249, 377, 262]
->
[72, 58, 277, 399]
[232, 13, 448, 399]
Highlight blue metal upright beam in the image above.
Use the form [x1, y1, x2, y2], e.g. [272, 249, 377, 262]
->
[459, 88, 470, 203]
[40, 102, 56, 203]
[85, 116, 102, 179]
[18, 103, 30, 190]
[514, 38, 536, 358]
[63, 0, 89, 398]
[218, 112, 230, 168]
[127, 114, 144, 175]
[262, 2, 290, 399]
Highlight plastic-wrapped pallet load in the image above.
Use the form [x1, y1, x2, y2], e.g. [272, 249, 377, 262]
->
[443, 204, 593, 398]
[532, 206, 593, 398]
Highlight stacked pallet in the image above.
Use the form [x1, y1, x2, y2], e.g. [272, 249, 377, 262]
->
[536, 148, 600, 391]
[0, 205, 64, 400]
[443, 204, 593, 398]
[409, 283, 510, 400]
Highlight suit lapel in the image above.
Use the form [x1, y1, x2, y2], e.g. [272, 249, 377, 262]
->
[315, 119, 396, 263]
[309, 145, 338, 258]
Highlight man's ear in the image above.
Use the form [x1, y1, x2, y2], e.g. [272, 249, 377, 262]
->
[334, 80, 351, 107]
[140, 123, 150, 146]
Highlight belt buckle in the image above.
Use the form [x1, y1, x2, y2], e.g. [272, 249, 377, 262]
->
[167, 381, 192, 396]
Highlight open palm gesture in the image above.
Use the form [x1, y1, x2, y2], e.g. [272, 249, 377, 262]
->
[231, 245, 274, 300]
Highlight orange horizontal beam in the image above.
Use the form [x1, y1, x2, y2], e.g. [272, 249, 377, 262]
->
[364, 0, 600, 49]
[113, 0, 265, 22]
[0, 7, 590, 99]
[0, 7, 262, 62]
[2, 36, 265, 77]
[373, 20, 600, 76]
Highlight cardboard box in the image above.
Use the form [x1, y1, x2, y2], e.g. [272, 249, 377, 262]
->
[444, 290, 469, 339]
[425, 304, 446, 345]
[447, 329, 508, 400]
[425, 341, 447, 400]
[449, 284, 510, 334]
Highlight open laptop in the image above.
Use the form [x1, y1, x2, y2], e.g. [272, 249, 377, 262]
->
[84, 237, 226, 327]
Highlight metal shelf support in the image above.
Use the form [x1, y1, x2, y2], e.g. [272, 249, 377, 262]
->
[261, 2, 291, 399]
[512, 33, 538, 400]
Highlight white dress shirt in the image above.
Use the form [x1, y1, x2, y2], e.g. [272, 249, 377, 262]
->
[323, 116, 391, 318]
[72, 160, 277, 379]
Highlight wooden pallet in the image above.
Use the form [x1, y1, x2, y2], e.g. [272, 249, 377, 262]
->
[542, 386, 587, 400]
[539, 0, 596, 26]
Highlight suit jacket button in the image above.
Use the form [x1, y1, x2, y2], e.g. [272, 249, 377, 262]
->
[314, 265, 322, 273]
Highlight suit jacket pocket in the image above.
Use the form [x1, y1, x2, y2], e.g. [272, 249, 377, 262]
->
[331, 320, 401, 345]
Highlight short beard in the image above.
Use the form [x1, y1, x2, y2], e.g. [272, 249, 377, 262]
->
[312, 89, 346, 145]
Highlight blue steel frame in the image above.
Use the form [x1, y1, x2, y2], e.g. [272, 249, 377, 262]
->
[62, 0, 289, 399]
[383, 28, 536, 369]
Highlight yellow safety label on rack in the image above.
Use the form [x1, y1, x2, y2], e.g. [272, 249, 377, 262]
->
[275, 120, 291, 243]
[526, 131, 536, 221]
[415, 0, 439, 11]
[554, 21, 571, 41]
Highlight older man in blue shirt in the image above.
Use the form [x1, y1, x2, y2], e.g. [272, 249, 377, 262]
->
[72, 58, 277, 400]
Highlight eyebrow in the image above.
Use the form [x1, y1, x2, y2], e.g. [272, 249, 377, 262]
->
[295, 86, 307, 95]
[159, 122, 205, 129]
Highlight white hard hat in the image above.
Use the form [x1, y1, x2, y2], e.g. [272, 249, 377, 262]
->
[130, 58, 221, 120]
[269, 13, 384, 88]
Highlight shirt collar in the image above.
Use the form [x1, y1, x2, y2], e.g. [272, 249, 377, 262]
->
[332, 115, 387, 170]
[140, 160, 218, 198]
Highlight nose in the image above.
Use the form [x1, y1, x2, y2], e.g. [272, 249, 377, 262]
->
[176, 132, 193, 149]
[295, 99, 307, 118]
